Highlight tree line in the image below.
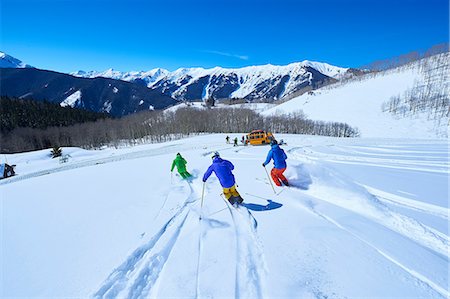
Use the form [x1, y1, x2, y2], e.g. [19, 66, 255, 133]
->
[381, 52, 449, 125]
[0, 105, 359, 153]
[361, 43, 449, 71]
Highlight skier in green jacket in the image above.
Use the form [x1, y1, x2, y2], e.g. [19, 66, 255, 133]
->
[171, 153, 192, 179]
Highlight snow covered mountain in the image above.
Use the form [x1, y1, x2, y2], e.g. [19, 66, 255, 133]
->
[0, 51, 33, 68]
[1, 134, 448, 298]
[72, 61, 351, 101]
[72, 68, 170, 86]
[0, 50, 355, 114]
[262, 53, 450, 139]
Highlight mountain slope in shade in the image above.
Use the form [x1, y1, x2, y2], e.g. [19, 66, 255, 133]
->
[0, 52, 33, 68]
[0, 68, 177, 116]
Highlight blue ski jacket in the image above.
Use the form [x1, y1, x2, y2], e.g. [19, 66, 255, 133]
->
[263, 144, 287, 169]
[203, 157, 236, 188]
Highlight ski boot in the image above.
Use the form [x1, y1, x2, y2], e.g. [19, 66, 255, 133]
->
[229, 196, 243, 206]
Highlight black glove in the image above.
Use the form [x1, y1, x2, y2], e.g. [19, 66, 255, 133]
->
[262, 163, 265, 167]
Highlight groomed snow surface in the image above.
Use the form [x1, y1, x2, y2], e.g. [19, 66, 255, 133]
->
[1, 134, 448, 298]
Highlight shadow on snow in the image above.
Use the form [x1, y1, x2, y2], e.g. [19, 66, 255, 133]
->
[242, 200, 283, 212]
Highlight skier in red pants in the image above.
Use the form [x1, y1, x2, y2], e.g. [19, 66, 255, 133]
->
[262, 140, 289, 186]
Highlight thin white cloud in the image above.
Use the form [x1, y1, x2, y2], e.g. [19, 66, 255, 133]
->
[203, 50, 249, 60]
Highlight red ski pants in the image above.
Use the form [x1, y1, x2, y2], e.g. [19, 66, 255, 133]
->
[271, 168, 287, 186]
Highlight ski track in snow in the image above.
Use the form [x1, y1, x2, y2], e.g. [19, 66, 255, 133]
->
[298, 197, 449, 298]
[93, 183, 198, 299]
[361, 184, 449, 220]
[0, 143, 233, 186]
[287, 147, 449, 259]
[222, 197, 267, 299]
[5, 137, 447, 297]
[127, 213, 189, 299]
[93, 173, 268, 299]
[287, 145, 448, 174]
[90, 141, 447, 298]
[282, 144, 448, 297]
[195, 219, 204, 299]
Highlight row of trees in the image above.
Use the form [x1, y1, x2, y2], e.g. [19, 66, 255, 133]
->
[361, 43, 449, 71]
[324, 44, 450, 96]
[381, 52, 449, 123]
[1, 107, 359, 153]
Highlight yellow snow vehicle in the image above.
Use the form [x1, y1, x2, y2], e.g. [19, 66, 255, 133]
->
[246, 130, 274, 145]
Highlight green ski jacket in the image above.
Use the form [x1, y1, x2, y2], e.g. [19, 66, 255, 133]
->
[171, 155, 188, 173]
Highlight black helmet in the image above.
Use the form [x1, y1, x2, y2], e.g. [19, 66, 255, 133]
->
[270, 139, 278, 145]
[211, 151, 220, 159]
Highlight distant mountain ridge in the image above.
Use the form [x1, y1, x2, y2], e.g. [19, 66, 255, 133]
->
[0, 51, 359, 116]
[72, 61, 351, 101]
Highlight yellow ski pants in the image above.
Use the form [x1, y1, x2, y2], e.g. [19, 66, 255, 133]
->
[223, 185, 240, 200]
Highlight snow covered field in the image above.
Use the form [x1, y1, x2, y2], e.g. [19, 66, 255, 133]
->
[1, 134, 448, 298]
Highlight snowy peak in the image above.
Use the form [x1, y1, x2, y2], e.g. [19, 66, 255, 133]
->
[71, 68, 170, 80]
[300, 60, 349, 79]
[71, 68, 170, 88]
[74, 61, 347, 82]
[73, 61, 349, 101]
[0, 50, 351, 104]
[0, 52, 33, 68]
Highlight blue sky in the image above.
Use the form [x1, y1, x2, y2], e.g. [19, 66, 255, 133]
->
[1, 0, 448, 72]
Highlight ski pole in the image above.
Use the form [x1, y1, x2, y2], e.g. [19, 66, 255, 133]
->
[220, 193, 229, 206]
[207, 207, 228, 217]
[263, 165, 277, 194]
[199, 182, 206, 220]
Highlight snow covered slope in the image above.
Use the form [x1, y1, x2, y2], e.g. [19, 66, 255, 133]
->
[72, 61, 349, 101]
[0, 51, 33, 68]
[262, 54, 449, 139]
[1, 134, 448, 298]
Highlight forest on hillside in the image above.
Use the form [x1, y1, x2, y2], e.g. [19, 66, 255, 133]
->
[0, 96, 110, 133]
[0, 101, 359, 153]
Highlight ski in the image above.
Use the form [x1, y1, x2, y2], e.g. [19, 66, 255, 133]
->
[255, 177, 286, 195]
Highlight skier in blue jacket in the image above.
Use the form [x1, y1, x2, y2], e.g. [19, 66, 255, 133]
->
[203, 152, 243, 204]
[262, 140, 289, 186]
